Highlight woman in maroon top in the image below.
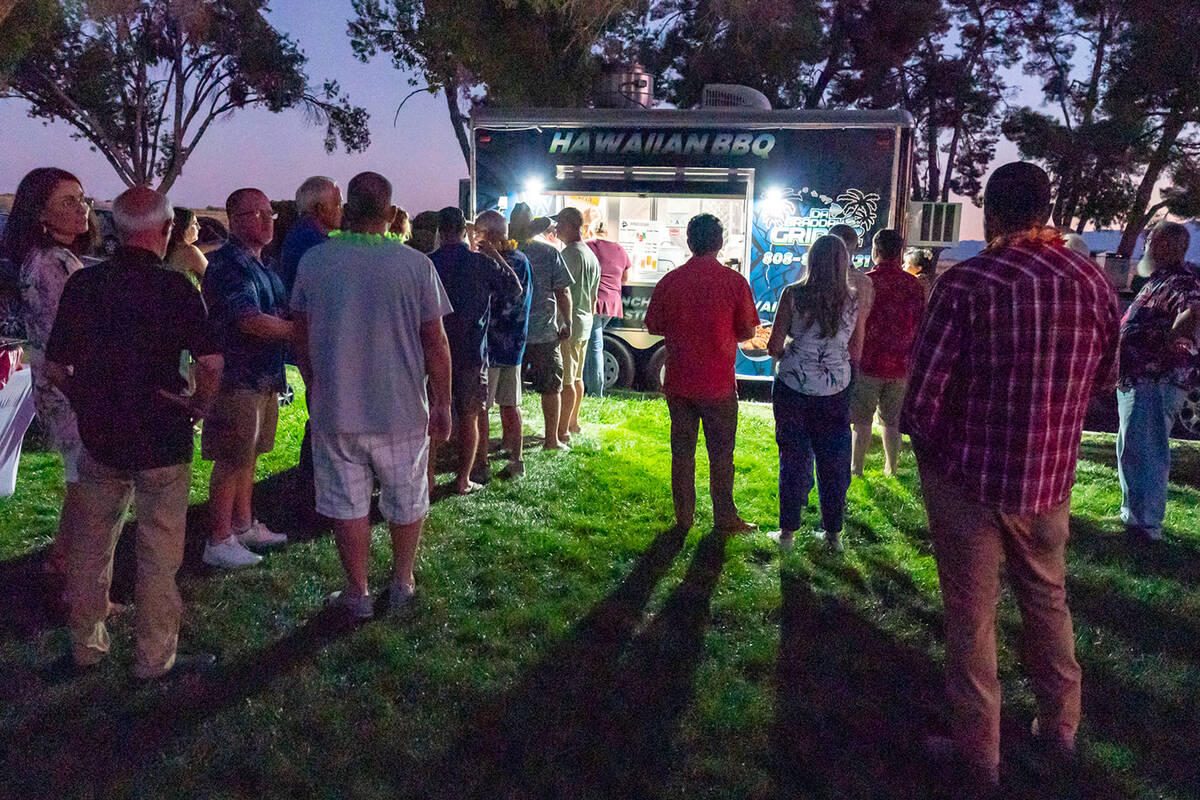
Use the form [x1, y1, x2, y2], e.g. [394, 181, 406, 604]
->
[582, 222, 632, 396]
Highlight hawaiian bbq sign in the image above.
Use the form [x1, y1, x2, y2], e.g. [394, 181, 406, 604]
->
[547, 130, 777, 160]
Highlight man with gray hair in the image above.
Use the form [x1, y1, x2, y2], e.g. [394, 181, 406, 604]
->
[45, 185, 224, 678]
[280, 176, 342, 298]
[474, 209, 532, 479]
[280, 176, 343, 525]
[1116, 220, 1200, 545]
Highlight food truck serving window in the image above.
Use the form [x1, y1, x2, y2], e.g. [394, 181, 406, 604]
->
[512, 166, 753, 287]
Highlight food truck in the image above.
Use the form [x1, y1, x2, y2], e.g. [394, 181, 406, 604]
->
[469, 107, 914, 389]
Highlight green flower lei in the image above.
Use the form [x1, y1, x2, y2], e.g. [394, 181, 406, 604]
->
[328, 230, 404, 246]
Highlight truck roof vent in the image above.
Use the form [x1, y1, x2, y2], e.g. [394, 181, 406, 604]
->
[701, 84, 772, 110]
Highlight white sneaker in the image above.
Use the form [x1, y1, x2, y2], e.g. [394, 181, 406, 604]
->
[203, 535, 263, 568]
[328, 589, 374, 620]
[237, 519, 288, 548]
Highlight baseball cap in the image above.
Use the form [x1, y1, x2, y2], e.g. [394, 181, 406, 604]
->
[550, 207, 583, 227]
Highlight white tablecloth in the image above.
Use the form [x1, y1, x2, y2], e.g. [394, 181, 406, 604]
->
[0, 367, 35, 497]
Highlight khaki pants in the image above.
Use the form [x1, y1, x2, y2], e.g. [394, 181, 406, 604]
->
[918, 458, 1081, 774]
[68, 450, 191, 679]
[667, 394, 739, 527]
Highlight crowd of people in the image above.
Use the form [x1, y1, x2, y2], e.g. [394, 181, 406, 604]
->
[0, 157, 1197, 793]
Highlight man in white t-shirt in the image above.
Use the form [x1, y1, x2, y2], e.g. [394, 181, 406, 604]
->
[292, 172, 453, 619]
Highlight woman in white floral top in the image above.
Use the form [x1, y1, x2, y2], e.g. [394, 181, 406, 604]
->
[0, 168, 93, 575]
[766, 234, 862, 551]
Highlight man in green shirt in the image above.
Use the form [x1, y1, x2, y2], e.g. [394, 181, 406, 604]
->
[552, 207, 600, 442]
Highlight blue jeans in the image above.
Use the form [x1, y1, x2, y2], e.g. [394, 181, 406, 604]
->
[773, 381, 852, 533]
[582, 315, 609, 397]
[1117, 380, 1186, 536]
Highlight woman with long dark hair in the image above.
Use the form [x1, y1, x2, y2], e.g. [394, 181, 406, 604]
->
[164, 207, 207, 286]
[766, 234, 862, 551]
[0, 167, 93, 575]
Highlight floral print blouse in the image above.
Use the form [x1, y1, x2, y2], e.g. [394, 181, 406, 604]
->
[21, 246, 84, 453]
[776, 286, 859, 397]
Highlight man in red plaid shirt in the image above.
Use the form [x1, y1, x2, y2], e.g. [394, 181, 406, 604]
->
[900, 162, 1119, 788]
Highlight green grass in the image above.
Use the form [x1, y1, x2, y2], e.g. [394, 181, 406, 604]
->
[1, 371, 1198, 799]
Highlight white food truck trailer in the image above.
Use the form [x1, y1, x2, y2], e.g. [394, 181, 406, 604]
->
[469, 107, 914, 390]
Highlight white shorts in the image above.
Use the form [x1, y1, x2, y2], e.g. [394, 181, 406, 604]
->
[312, 429, 429, 525]
[61, 439, 83, 484]
[486, 366, 522, 408]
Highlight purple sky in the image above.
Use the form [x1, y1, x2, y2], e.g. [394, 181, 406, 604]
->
[0, 1, 1037, 239]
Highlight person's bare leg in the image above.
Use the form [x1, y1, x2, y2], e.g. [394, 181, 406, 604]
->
[208, 460, 244, 544]
[233, 459, 256, 531]
[542, 392, 565, 450]
[389, 518, 423, 590]
[332, 516, 371, 596]
[500, 406, 523, 462]
[558, 383, 575, 442]
[882, 424, 902, 476]
[456, 411, 481, 492]
[569, 379, 584, 433]
[475, 411, 490, 473]
[851, 422, 872, 477]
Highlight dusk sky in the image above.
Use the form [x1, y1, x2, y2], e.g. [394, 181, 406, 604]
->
[0, 1, 1040, 240]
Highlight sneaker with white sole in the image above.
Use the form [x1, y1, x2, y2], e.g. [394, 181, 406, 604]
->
[328, 589, 374, 620]
[237, 520, 287, 548]
[203, 536, 263, 568]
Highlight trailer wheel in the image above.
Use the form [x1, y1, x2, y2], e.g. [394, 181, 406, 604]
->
[642, 346, 668, 393]
[1176, 388, 1200, 439]
[604, 335, 636, 390]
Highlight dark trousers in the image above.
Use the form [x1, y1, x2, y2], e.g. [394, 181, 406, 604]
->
[666, 393, 739, 527]
[773, 381, 851, 533]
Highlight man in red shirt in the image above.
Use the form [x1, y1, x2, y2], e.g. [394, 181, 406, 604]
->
[901, 163, 1119, 788]
[645, 214, 759, 534]
[850, 228, 925, 476]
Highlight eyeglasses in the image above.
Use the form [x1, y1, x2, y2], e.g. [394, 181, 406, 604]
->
[54, 195, 92, 211]
[232, 210, 278, 222]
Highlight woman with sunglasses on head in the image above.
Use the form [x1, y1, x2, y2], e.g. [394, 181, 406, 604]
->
[0, 167, 94, 577]
[766, 234, 862, 552]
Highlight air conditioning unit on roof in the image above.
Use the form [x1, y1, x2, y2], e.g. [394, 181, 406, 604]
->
[907, 201, 962, 248]
[701, 84, 772, 110]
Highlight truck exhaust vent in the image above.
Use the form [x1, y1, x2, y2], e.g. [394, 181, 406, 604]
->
[700, 84, 772, 110]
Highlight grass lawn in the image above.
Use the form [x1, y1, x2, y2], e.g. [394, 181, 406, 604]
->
[1, 371, 1198, 799]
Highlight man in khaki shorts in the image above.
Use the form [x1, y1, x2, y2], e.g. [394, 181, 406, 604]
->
[200, 188, 294, 568]
[849, 229, 926, 476]
[513, 207, 574, 451]
[474, 210, 532, 479]
[552, 207, 600, 444]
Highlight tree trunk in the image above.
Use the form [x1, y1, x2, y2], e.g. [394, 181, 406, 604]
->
[924, 116, 940, 203]
[1118, 113, 1186, 257]
[444, 76, 471, 167]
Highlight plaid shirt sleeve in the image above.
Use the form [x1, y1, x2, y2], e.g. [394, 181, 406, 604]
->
[900, 271, 967, 444]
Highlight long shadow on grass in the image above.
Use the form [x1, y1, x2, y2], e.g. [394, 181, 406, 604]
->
[1, 604, 359, 798]
[776, 565, 1133, 799]
[0, 465, 327, 642]
[411, 527, 726, 800]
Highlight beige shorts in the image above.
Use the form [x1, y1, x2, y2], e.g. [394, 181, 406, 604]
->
[200, 389, 278, 464]
[849, 374, 908, 426]
[487, 365, 522, 408]
[561, 338, 588, 386]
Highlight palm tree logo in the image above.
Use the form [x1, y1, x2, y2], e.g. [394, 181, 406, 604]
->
[834, 189, 880, 231]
